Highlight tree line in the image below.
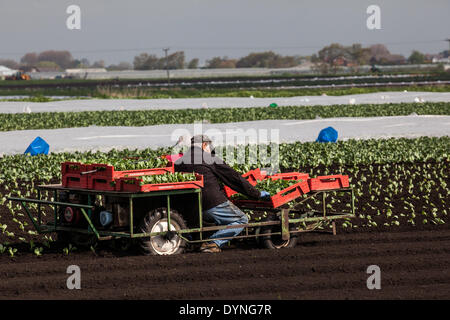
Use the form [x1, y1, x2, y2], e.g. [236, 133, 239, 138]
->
[0, 44, 447, 72]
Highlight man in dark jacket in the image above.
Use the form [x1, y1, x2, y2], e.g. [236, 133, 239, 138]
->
[174, 135, 270, 253]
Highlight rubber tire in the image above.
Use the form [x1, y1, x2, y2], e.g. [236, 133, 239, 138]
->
[138, 207, 187, 256]
[260, 217, 298, 249]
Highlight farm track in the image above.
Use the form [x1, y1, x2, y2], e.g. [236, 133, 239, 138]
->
[1, 227, 449, 299]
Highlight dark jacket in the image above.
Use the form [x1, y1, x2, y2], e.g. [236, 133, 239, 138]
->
[174, 146, 261, 211]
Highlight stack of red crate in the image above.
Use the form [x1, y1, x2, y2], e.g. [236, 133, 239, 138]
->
[116, 173, 204, 193]
[87, 162, 175, 191]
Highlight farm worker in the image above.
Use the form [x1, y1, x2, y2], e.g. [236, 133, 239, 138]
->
[174, 134, 270, 253]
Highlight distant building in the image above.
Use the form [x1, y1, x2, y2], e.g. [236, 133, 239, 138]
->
[63, 68, 107, 79]
[432, 57, 450, 64]
[0, 65, 17, 79]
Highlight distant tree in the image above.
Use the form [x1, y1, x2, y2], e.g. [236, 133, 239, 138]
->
[205, 56, 237, 68]
[37, 50, 74, 69]
[36, 61, 61, 71]
[187, 58, 199, 69]
[166, 51, 185, 70]
[72, 58, 90, 68]
[20, 52, 39, 66]
[0, 59, 20, 69]
[236, 51, 300, 68]
[348, 43, 371, 65]
[368, 44, 405, 65]
[315, 44, 352, 73]
[369, 44, 390, 60]
[408, 50, 425, 64]
[107, 62, 132, 71]
[133, 51, 185, 70]
[134, 53, 158, 70]
[91, 60, 105, 68]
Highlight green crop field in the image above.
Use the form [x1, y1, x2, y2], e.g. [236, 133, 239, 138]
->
[1, 102, 449, 131]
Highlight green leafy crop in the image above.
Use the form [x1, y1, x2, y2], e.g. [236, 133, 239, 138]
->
[135, 172, 196, 185]
[0, 102, 449, 131]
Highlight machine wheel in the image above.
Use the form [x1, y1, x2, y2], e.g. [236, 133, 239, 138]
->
[260, 216, 298, 249]
[138, 207, 187, 255]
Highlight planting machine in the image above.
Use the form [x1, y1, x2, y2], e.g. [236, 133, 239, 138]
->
[8, 159, 355, 255]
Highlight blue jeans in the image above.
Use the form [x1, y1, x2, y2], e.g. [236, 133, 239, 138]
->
[203, 201, 249, 248]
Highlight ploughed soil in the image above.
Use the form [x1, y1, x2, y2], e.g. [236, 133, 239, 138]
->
[0, 160, 449, 299]
[0, 226, 449, 300]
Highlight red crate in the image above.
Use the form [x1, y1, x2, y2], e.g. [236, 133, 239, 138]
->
[61, 173, 89, 189]
[119, 163, 175, 178]
[223, 168, 266, 197]
[87, 162, 175, 191]
[61, 162, 89, 189]
[117, 174, 204, 193]
[224, 170, 308, 198]
[163, 153, 184, 162]
[269, 172, 309, 181]
[308, 175, 349, 191]
[232, 180, 310, 208]
[242, 168, 266, 183]
[61, 162, 87, 175]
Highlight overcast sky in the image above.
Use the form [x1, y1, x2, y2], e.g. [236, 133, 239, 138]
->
[0, 0, 449, 65]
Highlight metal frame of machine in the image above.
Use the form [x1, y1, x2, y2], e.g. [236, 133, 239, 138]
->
[8, 182, 355, 251]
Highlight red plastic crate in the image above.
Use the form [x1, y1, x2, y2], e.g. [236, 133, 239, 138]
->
[308, 175, 349, 191]
[61, 162, 89, 189]
[232, 180, 311, 208]
[224, 169, 308, 198]
[223, 168, 263, 197]
[242, 168, 266, 183]
[269, 172, 309, 181]
[61, 162, 87, 175]
[87, 162, 175, 191]
[163, 153, 184, 162]
[61, 173, 89, 189]
[117, 174, 204, 193]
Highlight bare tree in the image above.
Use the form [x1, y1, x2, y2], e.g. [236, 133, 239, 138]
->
[20, 52, 39, 66]
[107, 62, 132, 71]
[37, 50, 74, 69]
[187, 58, 199, 69]
[0, 59, 20, 69]
[205, 56, 237, 68]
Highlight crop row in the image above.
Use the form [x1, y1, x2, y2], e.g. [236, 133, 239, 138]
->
[1, 102, 449, 131]
[0, 137, 448, 184]
[1, 84, 449, 101]
[1, 72, 448, 88]
[0, 137, 448, 254]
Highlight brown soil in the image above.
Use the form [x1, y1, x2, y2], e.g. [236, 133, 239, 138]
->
[0, 160, 449, 299]
[0, 226, 449, 300]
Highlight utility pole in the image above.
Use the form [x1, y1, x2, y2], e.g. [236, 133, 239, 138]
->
[446, 39, 450, 53]
[163, 47, 170, 85]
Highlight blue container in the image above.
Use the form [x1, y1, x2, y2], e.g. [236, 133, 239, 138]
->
[24, 136, 49, 156]
[316, 127, 338, 143]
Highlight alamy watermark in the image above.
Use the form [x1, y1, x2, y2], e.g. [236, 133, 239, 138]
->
[66, 5, 81, 30]
[366, 5, 381, 30]
[171, 122, 280, 171]
[366, 265, 381, 290]
[66, 265, 81, 289]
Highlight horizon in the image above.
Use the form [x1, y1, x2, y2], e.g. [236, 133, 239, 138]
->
[0, 0, 449, 66]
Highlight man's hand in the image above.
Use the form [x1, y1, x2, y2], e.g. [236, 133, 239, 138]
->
[260, 191, 271, 200]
